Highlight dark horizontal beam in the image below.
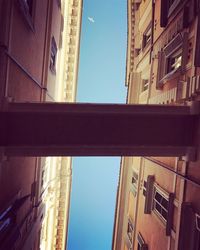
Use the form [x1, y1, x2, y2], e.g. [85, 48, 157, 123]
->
[0, 102, 198, 157]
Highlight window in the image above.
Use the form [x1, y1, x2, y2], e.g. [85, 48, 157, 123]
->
[143, 180, 147, 196]
[168, 0, 175, 8]
[142, 80, 149, 92]
[142, 24, 151, 50]
[195, 214, 200, 250]
[131, 171, 138, 196]
[196, 214, 200, 232]
[160, 0, 196, 28]
[127, 219, 134, 243]
[153, 187, 169, 223]
[137, 233, 148, 250]
[152, 186, 174, 235]
[143, 175, 154, 214]
[179, 203, 200, 250]
[18, 0, 34, 30]
[0, 195, 30, 241]
[166, 49, 182, 73]
[50, 37, 57, 74]
[160, 0, 181, 27]
[156, 32, 188, 89]
[24, 0, 33, 15]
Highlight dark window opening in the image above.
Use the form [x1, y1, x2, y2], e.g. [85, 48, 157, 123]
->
[142, 25, 151, 50]
[127, 219, 134, 243]
[18, 0, 35, 30]
[50, 37, 58, 74]
[25, 0, 33, 15]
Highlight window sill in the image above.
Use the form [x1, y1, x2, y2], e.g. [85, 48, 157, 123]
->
[159, 66, 182, 85]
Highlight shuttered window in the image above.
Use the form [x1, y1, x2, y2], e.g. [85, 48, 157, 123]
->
[137, 233, 148, 250]
[156, 32, 188, 89]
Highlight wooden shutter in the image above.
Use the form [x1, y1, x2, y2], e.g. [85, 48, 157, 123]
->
[194, 12, 200, 67]
[183, 0, 196, 28]
[156, 51, 165, 89]
[166, 193, 175, 236]
[181, 32, 189, 72]
[160, 0, 168, 28]
[178, 203, 196, 250]
[144, 175, 154, 214]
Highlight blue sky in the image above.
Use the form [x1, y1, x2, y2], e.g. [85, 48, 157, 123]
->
[67, 1, 127, 249]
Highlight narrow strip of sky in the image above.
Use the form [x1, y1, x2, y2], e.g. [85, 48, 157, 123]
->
[67, 1, 127, 250]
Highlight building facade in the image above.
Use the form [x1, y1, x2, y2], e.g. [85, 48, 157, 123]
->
[113, 0, 200, 250]
[0, 0, 82, 249]
[40, 0, 82, 249]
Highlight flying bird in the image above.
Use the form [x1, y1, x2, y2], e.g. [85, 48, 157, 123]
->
[88, 17, 95, 23]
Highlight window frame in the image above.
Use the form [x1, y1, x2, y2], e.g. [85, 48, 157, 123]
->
[50, 37, 58, 74]
[127, 218, 134, 244]
[141, 79, 149, 92]
[137, 232, 148, 250]
[152, 185, 169, 224]
[152, 185, 174, 235]
[179, 203, 200, 250]
[166, 48, 182, 74]
[18, 0, 35, 31]
[156, 32, 188, 89]
[142, 23, 152, 50]
[131, 171, 139, 196]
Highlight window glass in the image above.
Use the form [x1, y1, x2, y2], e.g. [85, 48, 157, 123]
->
[153, 187, 169, 223]
[167, 49, 182, 73]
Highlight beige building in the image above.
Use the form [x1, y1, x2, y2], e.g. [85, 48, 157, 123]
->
[113, 0, 200, 250]
[40, 0, 82, 250]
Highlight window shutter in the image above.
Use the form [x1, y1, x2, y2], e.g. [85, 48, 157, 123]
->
[188, 0, 196, 23]
[183, 0, 196, 28]
[166, 193, 174, 236]
[156, 51, 165, 89]
[163, 34, 182, 57]
[194, 12, 200, 67]
[178, 203, 197, 250]
[181, 32, 188, 72]
[144, 175, 154, 214]
[160, 0, 168, 28]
